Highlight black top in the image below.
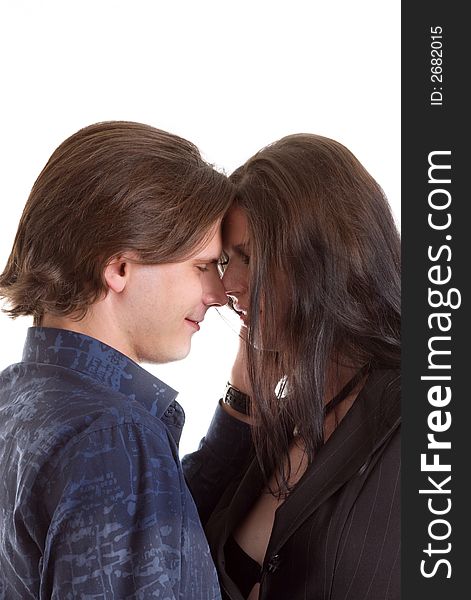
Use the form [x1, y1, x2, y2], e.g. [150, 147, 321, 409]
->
[225, 535, 262, 598]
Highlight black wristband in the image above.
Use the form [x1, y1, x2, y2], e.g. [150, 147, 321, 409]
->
[223, 382, 251, 415]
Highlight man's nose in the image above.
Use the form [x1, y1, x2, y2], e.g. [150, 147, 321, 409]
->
[203, 274, 228, 307]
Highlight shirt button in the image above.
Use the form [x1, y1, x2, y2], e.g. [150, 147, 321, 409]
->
[267, 554, 281, 573]
[165, 406, 175, 416]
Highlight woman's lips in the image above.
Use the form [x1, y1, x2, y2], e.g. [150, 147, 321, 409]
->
[233, 305, 248, 325]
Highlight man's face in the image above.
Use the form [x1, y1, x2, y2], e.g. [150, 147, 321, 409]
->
[121, 222, 227, 364]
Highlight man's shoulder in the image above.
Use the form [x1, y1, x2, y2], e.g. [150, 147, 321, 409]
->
[1, 359, 137, 417]
[0, 360, 172, 470]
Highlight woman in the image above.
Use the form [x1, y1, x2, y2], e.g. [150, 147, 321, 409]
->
[184, 134, 400, 600]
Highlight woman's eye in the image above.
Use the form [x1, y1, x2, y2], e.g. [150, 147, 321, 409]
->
[196, 265, 209, 273]
[217, 255, 229, 275]
[241, 254, 250, 265]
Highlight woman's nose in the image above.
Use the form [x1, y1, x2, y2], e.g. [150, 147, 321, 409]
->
[222, 264, 247, 299]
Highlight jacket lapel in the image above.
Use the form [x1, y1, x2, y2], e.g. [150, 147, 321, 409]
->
[265, 368, 400, 557]
[219, 457, 265, 541]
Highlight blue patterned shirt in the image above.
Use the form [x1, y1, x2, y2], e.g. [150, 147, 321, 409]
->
[0, 327, 221, 599]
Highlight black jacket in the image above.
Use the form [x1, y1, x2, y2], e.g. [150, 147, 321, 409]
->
[185, 368, 400, 600]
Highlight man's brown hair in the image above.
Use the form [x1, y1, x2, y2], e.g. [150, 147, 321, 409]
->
[0, 121, 233, 324]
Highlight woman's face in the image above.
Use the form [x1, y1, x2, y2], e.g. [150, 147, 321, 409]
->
[221, 206, 251, 327]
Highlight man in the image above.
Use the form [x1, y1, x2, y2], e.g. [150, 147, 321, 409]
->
[0, 121, 232, 598]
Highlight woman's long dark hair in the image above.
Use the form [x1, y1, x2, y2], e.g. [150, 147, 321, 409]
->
[229, 134, 400, 494]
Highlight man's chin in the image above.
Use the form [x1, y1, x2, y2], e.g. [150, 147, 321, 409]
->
[143, 343, 191, 365]
[171, 345, 191, 363]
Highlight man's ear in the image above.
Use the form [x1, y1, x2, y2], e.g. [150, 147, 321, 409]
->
[103, 258, 130, 294]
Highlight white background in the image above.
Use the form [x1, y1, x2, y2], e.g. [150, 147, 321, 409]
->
[0, 0, 400, 457]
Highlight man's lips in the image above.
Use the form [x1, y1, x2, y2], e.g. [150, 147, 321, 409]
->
[185, 318, 202, 331]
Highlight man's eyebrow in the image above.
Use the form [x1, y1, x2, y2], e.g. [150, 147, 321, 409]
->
[192, 255, 221, 263]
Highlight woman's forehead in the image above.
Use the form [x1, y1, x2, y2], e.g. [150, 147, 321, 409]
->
[222, 206, 249, 245]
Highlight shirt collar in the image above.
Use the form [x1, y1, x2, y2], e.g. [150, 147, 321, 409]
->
[22, 327, 184, 443]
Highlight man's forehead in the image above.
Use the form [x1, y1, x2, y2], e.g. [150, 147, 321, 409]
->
[191, 227, 222, 261]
